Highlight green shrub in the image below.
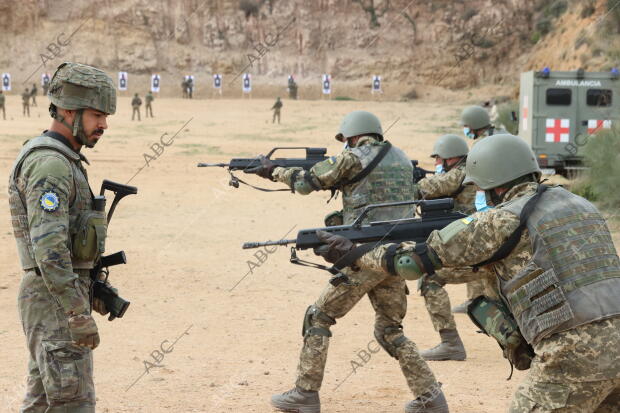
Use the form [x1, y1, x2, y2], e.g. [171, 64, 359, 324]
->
[579, 125, 620, 207]
[536, 18, 553, 35]
[530, 31, 541, 44]
[334, 96, 355, 101]
[546, 0, 568, 18]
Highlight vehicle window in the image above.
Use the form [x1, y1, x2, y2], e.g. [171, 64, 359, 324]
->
[546, 88, 571, 105]
[586, 89, 612, 107]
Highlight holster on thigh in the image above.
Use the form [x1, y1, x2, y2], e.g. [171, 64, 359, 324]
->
[468, 296, 534, 375]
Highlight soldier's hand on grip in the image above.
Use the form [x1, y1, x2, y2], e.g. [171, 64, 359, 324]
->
[244, 155, 276, 180]
[68, 314, 100, 349]
[314, 230, 355, 264]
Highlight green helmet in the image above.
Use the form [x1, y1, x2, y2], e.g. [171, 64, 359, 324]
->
[463, 134, 541, 190]
[460, 105, 490, 130]
[430, 134, 469, 159]
[48, 62, 116, 114]
[335, 110, 383, 142]
[48, 62, 116, 148]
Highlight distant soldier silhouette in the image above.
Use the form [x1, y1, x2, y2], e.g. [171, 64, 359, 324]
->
[0, 90, 5, 120]
[131, 93, 142, 121]
[30, 83, 38, 107]
[22, 88, 30, 117]
[145, 91, 154, 118]
[271, 97, 283, 124]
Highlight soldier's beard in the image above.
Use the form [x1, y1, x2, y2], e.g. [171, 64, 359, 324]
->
[84, 128, 104, 148]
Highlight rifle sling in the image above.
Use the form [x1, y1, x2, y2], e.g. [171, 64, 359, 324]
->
[330, 242, 388, 274]
[473, 184, 548, 271]
[335, 141, 392, 189]
[229, 171, 290, 192]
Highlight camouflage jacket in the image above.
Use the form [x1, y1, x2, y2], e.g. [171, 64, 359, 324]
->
[415, 161, 476, 214]
[8, 133, 96, 315]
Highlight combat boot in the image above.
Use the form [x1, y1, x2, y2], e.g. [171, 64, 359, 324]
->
[405, 385, 449, 413]
[271, 387, 321, 413]
[451, 299, 472, 314]
[421, 329, 466, 361]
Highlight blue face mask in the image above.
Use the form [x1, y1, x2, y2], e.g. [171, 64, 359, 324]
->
[435, 164, 444, 174]
[343, 141, 349, 151]
[475, 190, 492, 212]
[463, 127, 476, 139]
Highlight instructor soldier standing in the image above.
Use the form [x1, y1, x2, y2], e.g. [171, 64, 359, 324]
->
[9, 62, 118, 412]
[246, 111, 449, 413]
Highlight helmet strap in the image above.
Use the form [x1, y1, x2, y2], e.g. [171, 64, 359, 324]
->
[53, 108, 89, 147]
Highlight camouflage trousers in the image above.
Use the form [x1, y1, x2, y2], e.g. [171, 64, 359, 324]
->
[295, 268, 438, 398]
[132, 106, 140, 120]
[466, 279, 486, 301]
[272, 110, 281, 124]
[18, 270, 95, 413]
[510, 317, 620, 412]
[145, 103, 153, 117]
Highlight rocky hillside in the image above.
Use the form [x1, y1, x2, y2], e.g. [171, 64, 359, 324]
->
[1, 0, 618, 98]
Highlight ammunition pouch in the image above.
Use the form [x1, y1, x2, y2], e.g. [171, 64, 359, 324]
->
[467, 295, 534, 372]
[302, 305, 336, 338]
[71, 210, 107, 262]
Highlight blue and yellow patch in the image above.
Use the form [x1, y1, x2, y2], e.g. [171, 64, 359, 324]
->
[327, 156, 337, 165]
[460, 217, 474, 225]
[40, 191, 60, 212]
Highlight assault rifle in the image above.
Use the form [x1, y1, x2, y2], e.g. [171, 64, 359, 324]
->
[197, 147, 328, 191]
[90, 180, 138, 321]
[243, 198, 466, 286]
[197, 146, 433, 190]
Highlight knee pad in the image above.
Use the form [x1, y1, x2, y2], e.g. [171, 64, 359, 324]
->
[374, 324, 408, 359]
[302, 305, 336, 338]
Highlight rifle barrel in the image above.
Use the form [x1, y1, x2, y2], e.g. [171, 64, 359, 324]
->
[197, 163, 229, 167]
[242, 239, 296, 249]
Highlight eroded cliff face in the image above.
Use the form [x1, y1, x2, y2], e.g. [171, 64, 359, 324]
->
[1, 0, 617, 96]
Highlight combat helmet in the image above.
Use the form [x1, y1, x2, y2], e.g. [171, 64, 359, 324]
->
[48, 62, 116, 147]
[463, 134, 541, 190]
[460, 105, 491, 130]
[336, 111, 383, 142]
[430, 134, 469, 159]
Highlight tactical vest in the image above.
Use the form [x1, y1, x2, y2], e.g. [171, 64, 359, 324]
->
[499, 186, 620, 344]
[342, 142, 415, 224]
[9, 136, 97, 270]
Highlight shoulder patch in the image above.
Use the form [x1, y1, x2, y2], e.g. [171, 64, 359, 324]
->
[327, 156, 336, 165]
[40, 191, 60, 212]
[438, 216, 476, 243]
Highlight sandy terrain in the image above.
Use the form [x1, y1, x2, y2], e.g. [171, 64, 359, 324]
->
[0, 95, 587, 413]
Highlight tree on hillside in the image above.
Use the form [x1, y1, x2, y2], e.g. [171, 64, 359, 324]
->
[352, 0, 390, 28]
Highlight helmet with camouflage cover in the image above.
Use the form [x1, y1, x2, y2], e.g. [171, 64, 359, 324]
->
[463, 134, 541, 190]
[460, 105, 491, 130]
[430, 134, 469, 159]
[48, 62, 116, 147]
[335, 111, 383, 142]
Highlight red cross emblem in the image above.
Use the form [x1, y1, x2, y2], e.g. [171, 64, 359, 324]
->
[545, 118, 570, 143]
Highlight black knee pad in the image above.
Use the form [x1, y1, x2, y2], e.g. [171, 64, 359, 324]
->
[374, 324, 408, 359]
[302, 305, 336, 338]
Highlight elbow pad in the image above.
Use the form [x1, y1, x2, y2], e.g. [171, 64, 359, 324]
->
[384, 243, 442, 281]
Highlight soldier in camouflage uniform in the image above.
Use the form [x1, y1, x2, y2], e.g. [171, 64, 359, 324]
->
[131, 93, 142, 121]
[245, 111, 449, 413]
[320, 134, 620, 412]
[145, 91, 154, 118]
[9, 62, 117, 413]
[271, 97, 283, 124]
[22, 88, 31, 117]
[414, 134, 473, 362]
[0, 90, 6, 120]
[31, 83, 38, 107]
[450, 105, 507, 313]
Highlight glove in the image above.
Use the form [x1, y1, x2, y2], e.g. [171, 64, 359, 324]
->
[314, 230, 355, 264]
[68, 313, 100, 349]
[92, 281, 118, 316]
[244, 155, 276, 180]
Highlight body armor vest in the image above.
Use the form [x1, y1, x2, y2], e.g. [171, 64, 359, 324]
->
[500, 186, 620, 344]
[342, 142, 415, 224]
[9, 136, 95, 269]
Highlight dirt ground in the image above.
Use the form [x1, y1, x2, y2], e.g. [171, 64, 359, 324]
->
[0, 95, 590, 413]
